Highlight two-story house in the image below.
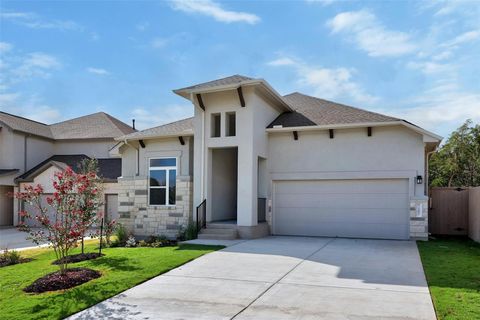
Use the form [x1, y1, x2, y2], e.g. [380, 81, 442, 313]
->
[0, 111, 135, 226]
[115, 75, 442, 241]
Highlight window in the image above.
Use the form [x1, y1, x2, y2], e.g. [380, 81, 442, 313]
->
[211, 113, 221, 137]
[149, 158, 176, 205]
[226, 112, 236, 137]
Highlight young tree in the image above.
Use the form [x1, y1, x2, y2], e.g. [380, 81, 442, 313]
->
[14, 166, 102, 274]
[429, 120, 480, 187]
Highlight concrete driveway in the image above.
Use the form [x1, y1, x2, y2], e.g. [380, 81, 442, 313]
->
[70, 237, 436, 320]
[0, 227, 38, 250]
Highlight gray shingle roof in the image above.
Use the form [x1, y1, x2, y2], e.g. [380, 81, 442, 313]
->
[118, 117, 194, 141]
[174, 75, 254, 92]
[0, 112, 53, 139]
[16, 155, 121, 182]
[50, 112, 135, 140]
[0, 111, 135, 140]
[268, 92, 400, 128]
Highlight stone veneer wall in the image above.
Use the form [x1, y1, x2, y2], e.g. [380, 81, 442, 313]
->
[117, 176, 193, 238]
[410, 198, 429, 240]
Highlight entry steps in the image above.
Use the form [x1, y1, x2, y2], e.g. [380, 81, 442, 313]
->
[197, 222, 238, 240]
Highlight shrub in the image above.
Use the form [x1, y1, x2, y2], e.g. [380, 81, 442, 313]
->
[177, 219, 198, 241]
[112, 224, 129, 247]
[125, 236, 137, 248]
[0, 249, 30, 267]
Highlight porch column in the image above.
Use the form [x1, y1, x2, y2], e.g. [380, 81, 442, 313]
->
[237, 145, 257, 226]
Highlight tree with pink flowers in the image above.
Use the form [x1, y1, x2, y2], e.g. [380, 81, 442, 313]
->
[14, 166, 102, 274]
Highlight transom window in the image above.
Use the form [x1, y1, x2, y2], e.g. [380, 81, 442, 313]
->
[149, 158, 176, 205]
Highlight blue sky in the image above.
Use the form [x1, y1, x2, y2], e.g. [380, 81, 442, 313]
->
[0, 0, 479, 137]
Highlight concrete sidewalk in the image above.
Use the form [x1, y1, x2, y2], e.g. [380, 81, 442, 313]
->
[70, 236, 436, 320]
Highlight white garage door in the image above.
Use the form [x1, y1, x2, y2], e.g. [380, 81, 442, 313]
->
[273, 179, 410, 240]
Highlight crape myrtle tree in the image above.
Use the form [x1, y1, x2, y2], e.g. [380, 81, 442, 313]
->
[14, 164, 103, 274]
[429, 119, 480, 187]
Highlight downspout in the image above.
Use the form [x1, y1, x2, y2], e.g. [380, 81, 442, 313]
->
[124, 139, 139, 176]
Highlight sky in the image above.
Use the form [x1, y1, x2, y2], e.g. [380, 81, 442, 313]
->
[0, 0, 479, 138]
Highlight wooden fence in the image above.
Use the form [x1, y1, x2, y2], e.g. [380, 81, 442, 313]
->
[428, 187, 470, 235]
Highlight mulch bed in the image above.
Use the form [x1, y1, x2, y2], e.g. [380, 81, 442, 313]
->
[0, 257, 33, 268]
[24, 268, 101, 293]
[52, 252, 104, 265]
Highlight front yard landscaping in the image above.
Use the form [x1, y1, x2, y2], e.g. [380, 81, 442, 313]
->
[417, 237, 480, 320]
[0, 241, 223, 320]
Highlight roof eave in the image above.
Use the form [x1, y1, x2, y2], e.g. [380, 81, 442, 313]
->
[115, 130, 194, 142]
[266, 120, 443, 144]
[173, 79, 293, 111]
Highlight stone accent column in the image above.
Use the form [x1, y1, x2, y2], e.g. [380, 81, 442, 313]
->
[117, 175, 193, 239]
[410, 198, 429, 240]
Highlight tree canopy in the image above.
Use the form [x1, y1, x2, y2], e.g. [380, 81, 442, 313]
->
[429, 120, 480, 187]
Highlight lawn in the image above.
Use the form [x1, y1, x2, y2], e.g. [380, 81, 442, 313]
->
[0, 241, 223, 320]
[417, 237, 480, 320]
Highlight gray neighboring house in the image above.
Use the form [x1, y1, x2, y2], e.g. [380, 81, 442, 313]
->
[116, 75, 442, 241]
[0, 111, 135, 226]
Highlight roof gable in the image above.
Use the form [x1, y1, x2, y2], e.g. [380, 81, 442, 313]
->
[0, 111, 53, 139]
[174, 75, 254, 93]
[117, 117, 193, 141]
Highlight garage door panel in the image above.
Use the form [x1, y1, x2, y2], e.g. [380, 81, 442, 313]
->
[273, 179, 409, 240]
[275, 193, 408, 210]
[275, 179, 408, 195]
[275, 207, 408, 224]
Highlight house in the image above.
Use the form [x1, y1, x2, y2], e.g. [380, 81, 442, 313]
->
[0, 111, 135, 226]
[117, 75, 441, 241]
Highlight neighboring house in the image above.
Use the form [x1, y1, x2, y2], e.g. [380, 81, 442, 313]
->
[0, 111, 135, 226]
[116, 75, 442, 241]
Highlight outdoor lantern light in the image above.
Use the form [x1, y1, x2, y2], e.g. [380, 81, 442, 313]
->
[416, 175, 423, 184]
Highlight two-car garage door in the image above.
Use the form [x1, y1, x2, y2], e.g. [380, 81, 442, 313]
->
[273, 179, 410, 240]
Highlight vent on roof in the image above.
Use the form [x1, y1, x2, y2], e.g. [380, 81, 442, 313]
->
[273, 125, 283, 129]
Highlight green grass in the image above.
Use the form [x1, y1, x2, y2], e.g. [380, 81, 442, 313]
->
[0, 241, 223, 320]
[417, 237, 480, 320]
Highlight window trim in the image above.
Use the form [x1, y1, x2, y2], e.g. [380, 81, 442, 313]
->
[148, 156, 178, 207]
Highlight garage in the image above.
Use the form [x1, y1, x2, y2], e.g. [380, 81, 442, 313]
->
[273, 179, 410, 240]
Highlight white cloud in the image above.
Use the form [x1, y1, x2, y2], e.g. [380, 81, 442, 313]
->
[0, 94, 63, 123]
[0, 11, 83, 31]
[170, 0, 260, 24]
[87, 67, 109, 75]
[150, 38, 168, 49]
[0, 42, 13, 53]
[374, 82, 480, 135]
[406, 61, 452, 75]
[131, 104, 193, 130]
[136, 22, 150, 32]
[326, 10, 416, 57]
[12, 53, 61, 80]
[444, 30, 480, 47]
[0, 93, 19, 105]
[267, 56, 378, 105]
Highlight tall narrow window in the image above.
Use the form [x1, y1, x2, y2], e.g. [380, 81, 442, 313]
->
[149, 158, 176, 205]
[226, 112, 236, 137]
[211, 113, 221, 137]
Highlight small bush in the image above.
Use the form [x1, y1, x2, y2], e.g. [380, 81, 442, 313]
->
[0, 249, 31, 267]
[177, 219, 198, 241]
[111, 224, 129, 247]
[125, 236, 137, 247]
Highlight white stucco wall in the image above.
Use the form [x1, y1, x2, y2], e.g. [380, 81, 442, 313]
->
[268, 125, 426, 197]
[193, 87, 283, 226]
[54, 139, 116, 159]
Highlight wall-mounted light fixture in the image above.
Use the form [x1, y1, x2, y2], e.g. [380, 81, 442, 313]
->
[416, 175, 423, 184]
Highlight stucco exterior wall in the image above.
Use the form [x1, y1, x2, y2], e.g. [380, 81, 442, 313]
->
[469, 187, 480, 243]
[194, 87, 282, 227]
[54, 139, 116, 159]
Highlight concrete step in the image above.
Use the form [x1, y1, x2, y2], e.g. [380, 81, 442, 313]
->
[200, 228, 238, 235]
[206, 223, 237, 229]
[197, 233, 238, 240]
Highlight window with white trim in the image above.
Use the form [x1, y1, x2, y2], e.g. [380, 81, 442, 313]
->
[149, 158, 176, 205]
